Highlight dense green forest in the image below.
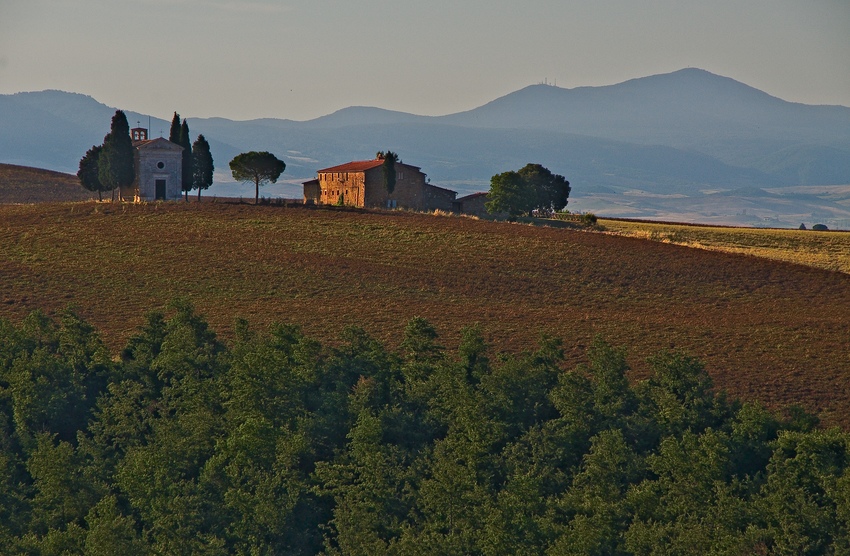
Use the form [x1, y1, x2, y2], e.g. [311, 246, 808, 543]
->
[1, 301, 848, 555]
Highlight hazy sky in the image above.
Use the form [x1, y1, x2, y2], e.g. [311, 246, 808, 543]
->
[1, 0, 848, 121]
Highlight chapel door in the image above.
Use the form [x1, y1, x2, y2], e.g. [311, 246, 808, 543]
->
[155, 180, 166, 200]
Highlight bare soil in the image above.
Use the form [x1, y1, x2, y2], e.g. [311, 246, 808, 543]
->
[1, 200, 849, 427]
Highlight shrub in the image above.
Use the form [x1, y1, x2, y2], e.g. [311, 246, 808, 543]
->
[580, 212, 598, 227]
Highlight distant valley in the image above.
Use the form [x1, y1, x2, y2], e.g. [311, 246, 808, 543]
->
[2, 68, 849, 228]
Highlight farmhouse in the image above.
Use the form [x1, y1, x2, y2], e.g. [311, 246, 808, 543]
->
[130, 127, 183, 201]
[303, 157, 456, 211]
[453, 192, 491, 217]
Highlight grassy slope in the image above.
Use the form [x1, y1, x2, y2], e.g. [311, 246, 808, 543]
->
[0, 163, 96, 203]
[601, 218, 850, 274]
[1, 201, 850, 426]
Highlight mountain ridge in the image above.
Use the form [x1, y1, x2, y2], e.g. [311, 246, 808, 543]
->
[2, 68, 849, 226]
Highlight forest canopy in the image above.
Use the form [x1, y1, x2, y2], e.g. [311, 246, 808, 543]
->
[0, 304, 846, 555]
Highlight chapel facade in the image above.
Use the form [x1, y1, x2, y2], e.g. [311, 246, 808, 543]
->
[130, 127, 183, 201]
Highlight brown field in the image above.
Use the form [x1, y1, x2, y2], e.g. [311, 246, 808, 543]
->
[0, 163, 96, 203]
[1, 200, 850, 427]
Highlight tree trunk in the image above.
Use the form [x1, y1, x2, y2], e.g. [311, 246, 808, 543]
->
[255, 178, 260, 205]
[198, 188, 202, 202]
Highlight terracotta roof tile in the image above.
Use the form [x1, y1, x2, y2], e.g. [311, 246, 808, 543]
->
[318, 160, 384, 173]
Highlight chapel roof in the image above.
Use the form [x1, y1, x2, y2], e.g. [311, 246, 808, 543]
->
[132, 137, 183, 150]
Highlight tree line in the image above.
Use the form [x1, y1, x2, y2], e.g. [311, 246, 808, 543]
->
[0, 304, 847, 554]
[78, 110, 214, 201]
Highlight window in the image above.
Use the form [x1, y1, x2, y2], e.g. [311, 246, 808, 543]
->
[157, 161, 165, 169]
[396, 171, 404, 180]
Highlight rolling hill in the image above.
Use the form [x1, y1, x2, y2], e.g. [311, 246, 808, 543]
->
[0, 163, 94, 203]
[1, 201, 850, 427]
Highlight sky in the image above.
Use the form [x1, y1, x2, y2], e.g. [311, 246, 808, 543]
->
[1, 0, 848, 122]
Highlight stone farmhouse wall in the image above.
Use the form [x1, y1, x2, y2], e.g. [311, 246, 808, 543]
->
[423, 184, 457, 212]
[454, 192, 492, 217]
[362, 164, 431, 210]
[303, 179, 320, 204]
[310, 161, 457, 212]
[320, 169, 369, 207]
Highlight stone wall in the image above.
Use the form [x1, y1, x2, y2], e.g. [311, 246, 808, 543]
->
[314, 161, 457, 212]
[135, 140, 183, 201]
[455, 192, 492, 217]
[423, 184, 457, 212]
[303, 179, 320, 204]
[319, 171, 367, 206]
[363, 164, 437, 210]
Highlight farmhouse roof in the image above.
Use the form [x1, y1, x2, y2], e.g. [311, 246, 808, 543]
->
[427, 183, 457, 194]
[318, 159, 422, 174]
[318, 160, 383, 173]
[456, 192, 489, 201]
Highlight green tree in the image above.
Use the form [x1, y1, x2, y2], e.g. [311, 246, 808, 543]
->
[485, 170, 533, 217]
[486, 163, 570, 217]
[752, 429, 850, 554]
[550, 429, 643, 556]
[518, 163, 571, 213]
[179, 120, 193, 201]
[229, 151, 285, 205]
[98, 110, 135, 202]
[77, 145, 106, 201]
[84, 495, 146, 555]
[191, 134, 214, 202]
[378, 150, 399, 194]
[2, 310, 110, 448]
[27, 434, 99, 528]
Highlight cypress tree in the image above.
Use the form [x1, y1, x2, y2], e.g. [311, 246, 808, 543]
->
[381, 150, 399, 194]
[169, 112, 181, 144]
[98, 110, 135, 201]
[192, 134, 214, 202]
[179, 120, 193, 201]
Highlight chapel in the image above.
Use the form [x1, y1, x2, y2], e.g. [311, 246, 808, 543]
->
[130, 127, 183, 201]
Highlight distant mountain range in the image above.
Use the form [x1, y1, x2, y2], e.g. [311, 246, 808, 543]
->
[2, 69, 849, 226]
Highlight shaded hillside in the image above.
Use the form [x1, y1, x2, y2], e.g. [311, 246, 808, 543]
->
[2, 69, 848, 197]
[1, 202, 849, 426]
[0, 163, 94, 203]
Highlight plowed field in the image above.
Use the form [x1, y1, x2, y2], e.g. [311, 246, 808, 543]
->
[2, 201, 849, 426]
[0, 164, 95, 203]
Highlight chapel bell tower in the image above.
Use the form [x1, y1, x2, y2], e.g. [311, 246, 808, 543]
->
[131, 125, 148, 142]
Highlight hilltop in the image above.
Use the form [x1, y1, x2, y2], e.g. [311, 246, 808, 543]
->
[1, 201, 849, 427]
[0, 163, 94, 203]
